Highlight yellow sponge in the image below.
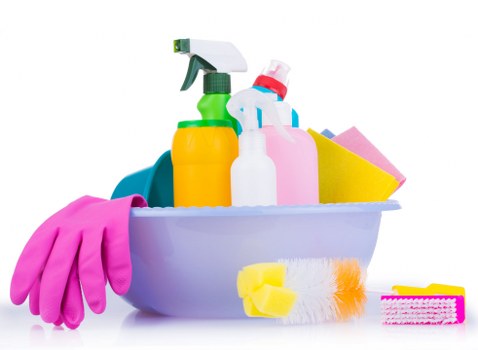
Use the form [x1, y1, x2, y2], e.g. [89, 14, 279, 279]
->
[237, 263, 297, 318]
[243, 296, 275, 318]
[250, 284, 297, 317]
[307, 129, 399, 203]
[237, 263, 286, 298]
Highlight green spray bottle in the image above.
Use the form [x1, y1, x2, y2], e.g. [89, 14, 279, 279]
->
[174, 38, 247, 134]
[172, 39, 247, 207]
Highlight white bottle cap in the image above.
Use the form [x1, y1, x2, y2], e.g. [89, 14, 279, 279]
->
[262, 60, 290, 86]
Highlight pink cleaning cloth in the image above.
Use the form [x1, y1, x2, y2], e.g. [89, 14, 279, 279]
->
[333, 127, 406, 190]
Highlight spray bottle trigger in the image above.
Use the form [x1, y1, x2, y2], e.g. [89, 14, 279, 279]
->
[180, 56, 217, 91]
[227, 89, 294, 143]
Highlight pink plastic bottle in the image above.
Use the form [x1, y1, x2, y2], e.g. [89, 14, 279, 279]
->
[261, 101, 319, 205]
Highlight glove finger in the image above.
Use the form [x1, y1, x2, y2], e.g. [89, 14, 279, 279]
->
[62, 257, 84, 329]
[29, 277, 41, 315]
[79, 230, 106, 314]
[11, 228, 58, 305]
[53, 315, 64, 327]
[63, 318, 81, 330]
[102, 195, 147, 295]
[103, 225, 131, 295]
[39, 232, 81, 323]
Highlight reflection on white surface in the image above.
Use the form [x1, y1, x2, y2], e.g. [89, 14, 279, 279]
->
[28, 324, 84, 347]
[1, 290, 476, 350]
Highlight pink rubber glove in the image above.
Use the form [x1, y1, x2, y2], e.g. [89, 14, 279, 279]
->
[10, 195, 147, 328]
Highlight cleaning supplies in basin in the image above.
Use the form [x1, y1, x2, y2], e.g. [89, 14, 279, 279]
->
[124, 201, 401, 317]
[227, 88, 292, 206]
[172, 39, 245, 207]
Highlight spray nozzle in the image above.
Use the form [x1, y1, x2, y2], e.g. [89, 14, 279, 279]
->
[174, 38, 247, 92]
[227, 89, 294, 142]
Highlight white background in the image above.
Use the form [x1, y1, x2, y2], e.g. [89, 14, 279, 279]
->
[1, 0, 478, 349]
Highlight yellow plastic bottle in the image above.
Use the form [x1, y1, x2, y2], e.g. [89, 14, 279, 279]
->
[172, 119, 238, 207]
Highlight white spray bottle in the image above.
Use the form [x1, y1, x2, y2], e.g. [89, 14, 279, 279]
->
[227, 89, 293, 206]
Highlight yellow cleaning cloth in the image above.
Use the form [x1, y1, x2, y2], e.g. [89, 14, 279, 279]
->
[308, 129, 399, 203]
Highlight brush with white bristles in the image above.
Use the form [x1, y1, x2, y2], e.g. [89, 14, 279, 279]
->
[237, 258, 367, 324]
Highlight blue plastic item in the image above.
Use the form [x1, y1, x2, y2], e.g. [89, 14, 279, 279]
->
[111, 151, 173, 207]
[321, 129, 336, 139]
[123, 200, 400, 317]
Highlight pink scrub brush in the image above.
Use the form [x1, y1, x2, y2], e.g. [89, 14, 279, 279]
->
[381, 295, 465, 325]
[380, 284, 466, 325]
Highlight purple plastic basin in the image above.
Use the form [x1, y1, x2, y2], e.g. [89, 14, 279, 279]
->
[123, 201, 400, 317]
